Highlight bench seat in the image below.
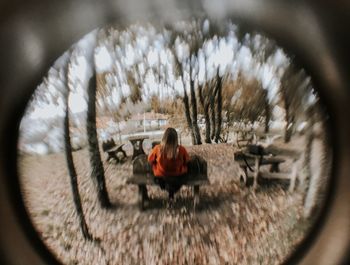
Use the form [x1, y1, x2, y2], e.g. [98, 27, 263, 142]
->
[242, 172, 291, 189]
[237, 155, 285, 165]
[127, 154, 208, 210]
[235, 152, 287, 188]
[126, 173, 209, 186]
[237, 156, 285, 173]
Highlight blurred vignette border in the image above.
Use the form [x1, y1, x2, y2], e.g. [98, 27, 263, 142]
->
[0, 0, 350, 265]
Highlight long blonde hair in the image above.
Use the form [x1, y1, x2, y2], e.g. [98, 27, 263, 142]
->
[160, 127, 179, 160]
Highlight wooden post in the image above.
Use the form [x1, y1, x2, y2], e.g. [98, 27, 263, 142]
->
[194, 185, 200, 211]
[253, 156, 260, 189]
[289, 159, 298, 192]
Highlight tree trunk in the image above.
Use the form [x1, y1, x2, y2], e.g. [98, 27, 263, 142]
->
[210, 87, 216, 140]
[283, 97, 294, 143]
[304, 111, 331, 219]
[64, 104, 93, 240]
[214, 73, 223, 143]
[301, 123, 313, 189]
[285, 114, 294, 143]
[86, 74, 111, 208]
[198, 84, 211, 143]
[302, 106, 316, 218]
[63, 59, 92, 240]
[263, 90, 270, 133]
[204, 105, 211, 143]
[182, 88, 196, 145]
[117, 122, 122, 143]
[189, 64, 202, 145]
[224, 111, 233, 143]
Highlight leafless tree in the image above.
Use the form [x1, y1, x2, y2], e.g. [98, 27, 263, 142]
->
[64, 88, 92, 239]
[63, 50, 93, 240]
[214, 70, 223, 143]
[280, 64, 309, 143]
[86, 71, 111, 208]
[85, 31, 111, 208]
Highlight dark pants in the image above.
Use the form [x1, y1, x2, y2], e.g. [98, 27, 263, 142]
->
[154, 175, 185, 199]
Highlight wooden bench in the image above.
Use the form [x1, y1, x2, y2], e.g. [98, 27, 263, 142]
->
[102, 139, 127, 163]
[244, 162, 299, 192]
[237, 155, 286, 174]
[126, 154, 209, 210]
[234, 150, 286, 188]
[261, 145, 302, 192]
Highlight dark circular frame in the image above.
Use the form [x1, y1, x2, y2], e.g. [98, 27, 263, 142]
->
[0, 0, 349, 264]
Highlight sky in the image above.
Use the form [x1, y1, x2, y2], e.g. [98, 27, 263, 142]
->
[25, 21, 289, 121]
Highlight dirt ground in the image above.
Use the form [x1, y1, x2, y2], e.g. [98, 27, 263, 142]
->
[19, 141, 312, 265]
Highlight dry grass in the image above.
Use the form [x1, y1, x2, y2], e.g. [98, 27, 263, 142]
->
[19, 142, 311, 265]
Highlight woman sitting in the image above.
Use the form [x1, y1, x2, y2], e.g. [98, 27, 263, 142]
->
[148, 127, 190, 199]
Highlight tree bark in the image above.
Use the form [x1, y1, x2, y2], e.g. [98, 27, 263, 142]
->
[283, 95, 294, 143]
[302, 106, 316, 218]
[199, 55, 212, 144]
[189, 64, 202, 145]
[302, 122, 313, 189]
[214, 72, 223, 143]
[204, 105, 211, 143]
[182, 88, 196, 145]
[63, 59, 93, 240]
[210, 87, 216, 140]
[86, 74, 111, 208]
[198, 84, 211, 143]
[285, 111, 294, 143]
[305, 109, 331, 219]
[263, 90, 270, 133]
[64, 104, 93, 240]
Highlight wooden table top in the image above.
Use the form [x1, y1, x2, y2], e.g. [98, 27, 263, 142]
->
[126, 135, 150, 141]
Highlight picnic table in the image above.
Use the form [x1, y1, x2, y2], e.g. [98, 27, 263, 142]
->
[234, 130, 282, 148]
[126, 135, 149, 160]
[126, 154, 209, 210]
[234, 146, 287, 189]
[102, 139, 127, 163]
[233, 129, 256, 148]
[255, 132, 283, 145]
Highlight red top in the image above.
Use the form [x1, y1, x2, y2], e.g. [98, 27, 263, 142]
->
[148, 144, 190, 177]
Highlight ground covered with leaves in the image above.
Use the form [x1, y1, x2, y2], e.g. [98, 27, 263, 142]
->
[19, 143, 310, 265]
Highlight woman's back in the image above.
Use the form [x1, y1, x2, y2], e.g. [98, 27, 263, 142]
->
[148, 144, 190, 177]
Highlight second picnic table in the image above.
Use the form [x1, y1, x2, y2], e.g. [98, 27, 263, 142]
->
[234, 149, 286, 189]
[126, 135, 149, 160]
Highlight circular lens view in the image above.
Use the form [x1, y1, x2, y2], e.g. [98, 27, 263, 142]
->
[18, 19, 332, 265]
